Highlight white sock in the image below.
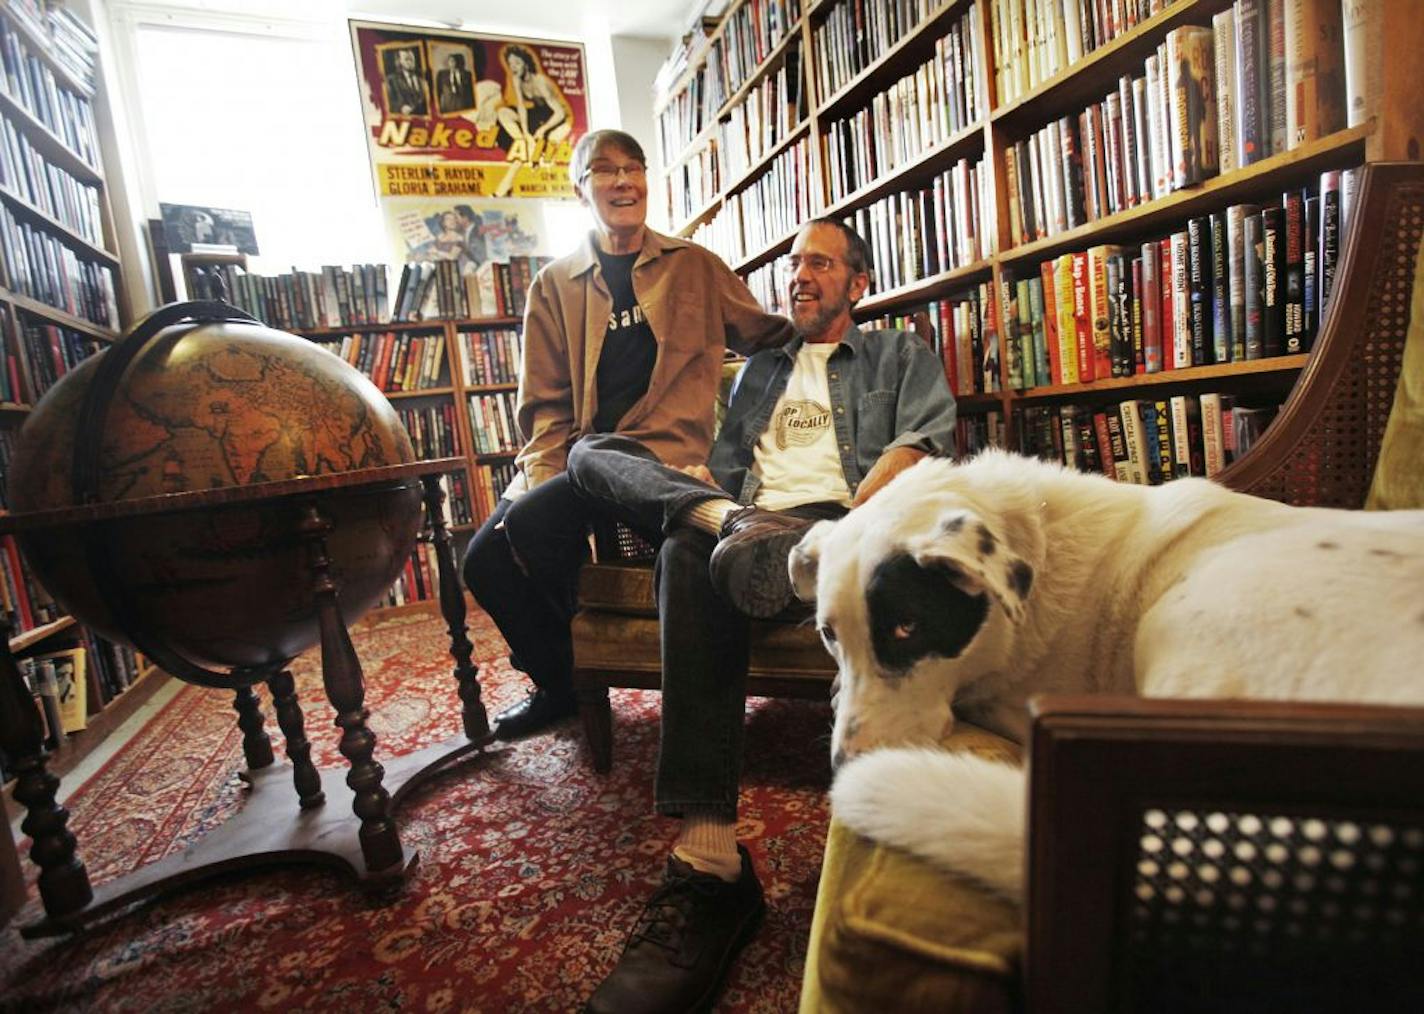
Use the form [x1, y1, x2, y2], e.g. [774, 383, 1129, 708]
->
[672, 816, 742, 882]
[680, 498, 739, 536]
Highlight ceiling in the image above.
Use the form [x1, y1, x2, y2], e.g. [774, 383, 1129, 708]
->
[346, 0, 696, 40]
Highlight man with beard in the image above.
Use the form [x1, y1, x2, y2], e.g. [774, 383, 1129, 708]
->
[566, 217, 957, 1013]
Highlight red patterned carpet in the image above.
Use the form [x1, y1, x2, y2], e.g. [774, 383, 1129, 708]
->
[0, 607, 833, 1012]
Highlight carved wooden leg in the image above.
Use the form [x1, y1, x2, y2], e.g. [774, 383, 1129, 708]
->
[421, 474, 488, 741]
[298, 499, 402, 873]
[268, 668, 324, 809]
[575, 682, 614, 774]
[0, 623, 92, 917]
[232, 685, 274, 771]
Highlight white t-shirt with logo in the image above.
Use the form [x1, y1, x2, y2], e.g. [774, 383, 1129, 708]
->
[751, 342, 852, 511]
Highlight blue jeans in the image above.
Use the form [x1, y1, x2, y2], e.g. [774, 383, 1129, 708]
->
[567, 433, 844, 820]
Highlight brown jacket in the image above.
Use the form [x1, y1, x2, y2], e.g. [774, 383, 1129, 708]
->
[511, 229, 792, 493]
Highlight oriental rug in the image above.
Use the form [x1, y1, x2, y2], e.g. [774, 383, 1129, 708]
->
[0, 606, 833, 1012]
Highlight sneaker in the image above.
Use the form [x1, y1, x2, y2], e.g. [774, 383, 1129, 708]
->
[707, 508, 815, 618]
[491, 688, 577, 740]
[584, 846, 765, 1014]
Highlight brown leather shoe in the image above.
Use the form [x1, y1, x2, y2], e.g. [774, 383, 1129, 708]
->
[708, 507, 815, 618]
[584, 846, 765, 1014]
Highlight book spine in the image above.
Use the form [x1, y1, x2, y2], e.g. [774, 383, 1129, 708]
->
[1210, 209, 1230, 363]
[1267, 0, 1288, 155]
[1282, 188, 1306, 353]
[1170, 230, 1190, 369]
[1187, 216, 1210, 367]
[1214, 8, 1238, 173]
[1236, 0, 1268, 165]
[1342, 0, 1381, 128]
[1071, 251, 1094, 383]
[1319, 169, 1341, 317]
[1088, 245, 1113, 380]
[1261, 203, 1286, 356]
[1201, 391, 1225, 477]
[1244, 210, 1266, 358]
[1303, 192, 1320, 350]
[1141, 239, 1162, 373]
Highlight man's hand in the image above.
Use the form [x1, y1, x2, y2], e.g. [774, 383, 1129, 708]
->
[678, 463, 715, 485]
[851, 446, 927, 508]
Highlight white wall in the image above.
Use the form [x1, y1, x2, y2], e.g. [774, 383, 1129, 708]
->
[610, 35, 672, 231]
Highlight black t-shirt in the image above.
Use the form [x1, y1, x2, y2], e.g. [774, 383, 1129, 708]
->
[593, 249, 658, 432]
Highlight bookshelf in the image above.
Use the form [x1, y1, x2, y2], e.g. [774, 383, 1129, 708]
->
[0, 1, 162, 804]
[292, 311, 527, 610]
[656, 0, 1416, 474]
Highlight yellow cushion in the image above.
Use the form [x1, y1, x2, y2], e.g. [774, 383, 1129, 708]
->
[800, 725, 1025, 1014]
[1367, 231, 1424, 509]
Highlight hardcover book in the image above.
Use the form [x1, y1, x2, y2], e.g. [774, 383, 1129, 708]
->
[1261, 203, 1286, 356]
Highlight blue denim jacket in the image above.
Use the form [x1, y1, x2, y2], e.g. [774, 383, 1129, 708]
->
[708, 324, 958, 504]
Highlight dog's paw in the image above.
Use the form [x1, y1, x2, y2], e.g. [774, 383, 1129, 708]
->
[831, 747, 1028, 900]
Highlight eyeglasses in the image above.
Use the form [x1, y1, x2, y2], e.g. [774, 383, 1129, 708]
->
[783, 253, 843, 274]
[582, 163, 647, 184]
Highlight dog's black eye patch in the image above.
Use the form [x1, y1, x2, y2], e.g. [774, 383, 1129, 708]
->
[866, 553, 990, 674]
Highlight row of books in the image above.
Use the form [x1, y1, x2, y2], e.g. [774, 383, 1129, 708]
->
[390, 256, 547, 323]
[656, 0, 803, 161]
[443, 470, 475, 528]
[396, 402, 462, 461]
[821, 15, 986, 207]
[1, 532, 59, 634]
[0, 426, 13, 507]
[1017, 392, 1276, 483]
[812, 0, 975, 105]
[10, 631, 141, 753]
[3, 1, 98, 89]
[957, 410, 1006, 457]
[666, 137, 722, 226]
[458, 327, 521, 387]
[0, 203, 118, 327]
[469, 461, 519, 521]
[17, 314, 100, 399]
[848, 156, 991, 295]
[0, 11, 97, 168]
[312, 329, 447, 393]
[200, 263, 391, 331]
[702, 134, 818, 266]
[667, 45, 809, 228]
[467, 391, 521, 456]
[862, 285, 1002, 396]
[1003, 172, 1353, 389]
[991, 0, 1172, 106]
[0, 112, 103, 245]
[1001, 9, 1350, 248]
[378, 542, 442, 611]
[721, 46, 806, 183]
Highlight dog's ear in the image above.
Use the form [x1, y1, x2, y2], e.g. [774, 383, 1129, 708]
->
[908, 509, 1034, 624]
[789, 519, 835, 601]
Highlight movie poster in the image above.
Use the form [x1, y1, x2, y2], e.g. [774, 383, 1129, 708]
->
[350, 20, 589, 200]
[381, 197, 581, 272]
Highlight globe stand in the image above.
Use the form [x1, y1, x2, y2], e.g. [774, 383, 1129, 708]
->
[0, 463, 496, 938]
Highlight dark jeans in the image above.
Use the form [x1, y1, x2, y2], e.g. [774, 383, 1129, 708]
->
[461, 473, 595, 702]
[566, 433, 845, 821]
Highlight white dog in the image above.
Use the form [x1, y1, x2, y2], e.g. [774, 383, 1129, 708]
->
[788, 450, 1424, 898]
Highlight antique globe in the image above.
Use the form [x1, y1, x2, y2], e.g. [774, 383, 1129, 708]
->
[5, 302, 427, 687]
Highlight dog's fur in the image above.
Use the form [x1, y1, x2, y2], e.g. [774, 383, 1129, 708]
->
[789, 450, 1424, 898]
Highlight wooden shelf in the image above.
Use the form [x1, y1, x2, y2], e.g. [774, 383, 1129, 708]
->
[672, 190, 724, 237]
[823, 119, 985, 218]
[855, 258, 994, 316]
[957, 392, 1005, 412]
[462, 382, 517, 394]
[298, 318, 445, 338]
[734, 223, 801, 275]
[0, 7, 94, 100]
[0, 89, 101, 186]
[0, 401, 31, 416]
[0, 186, 117, 266]
[1011, 354, 1310, 403]
[385, 385, 455, 400]
[722, 119, 813, 201]
[8, 615, 77, 654]
[997, 124, 1371, 268]
[0, 288, 118, 342]
[656, 8, 807, 120]
[990, 0, 1235, 133]
[456, 316, 523, 329]
[814, 0, 974, 122]
[472, 450, 517, 461]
